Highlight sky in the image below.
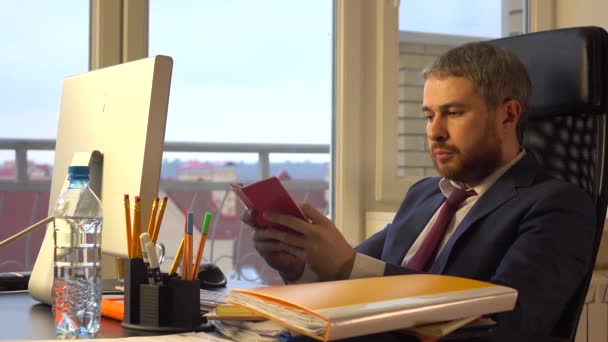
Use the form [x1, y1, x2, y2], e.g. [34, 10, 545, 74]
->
[399, 0, 502, 38]
[0, 1, 502, 164]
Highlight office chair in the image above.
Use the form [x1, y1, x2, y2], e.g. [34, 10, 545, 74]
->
[490, 26, 608, 340]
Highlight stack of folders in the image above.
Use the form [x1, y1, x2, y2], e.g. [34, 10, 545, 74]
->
[208, 274, 516, 341]
[200, 288, 228, 312]
[202, 291, 289, 341]
[210, 320, 289, 342]
[403, 316, 497, 340]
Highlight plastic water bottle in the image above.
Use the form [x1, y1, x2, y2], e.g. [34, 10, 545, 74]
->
[52, 166, 103, 336]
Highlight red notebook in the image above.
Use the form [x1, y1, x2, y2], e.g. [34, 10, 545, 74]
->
[230, 177, 308, 229]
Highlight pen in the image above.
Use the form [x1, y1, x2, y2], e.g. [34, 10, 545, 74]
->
[132, 196, 142, 258]
[169, 238, 185, 276]
[124, 194, 132, 258]
[187, 211, 194, 280]
[191, 211, 212, 280]
[151, 196, 167, 243]
[182, 211, 191, 280]
[146, 197, 159, 237]
[139, 232, 151, 270]
[145, 241, 162, 286]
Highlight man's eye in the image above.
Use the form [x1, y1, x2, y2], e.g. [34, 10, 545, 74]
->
[447, 111, 463, 116]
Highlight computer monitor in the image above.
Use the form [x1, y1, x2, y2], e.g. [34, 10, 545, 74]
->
[28, 56, 173, 304]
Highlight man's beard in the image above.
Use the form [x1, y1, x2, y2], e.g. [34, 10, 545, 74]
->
[431, 129, 503, 184]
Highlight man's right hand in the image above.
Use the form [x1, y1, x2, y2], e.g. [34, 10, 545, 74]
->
[241, 209, 306, 281]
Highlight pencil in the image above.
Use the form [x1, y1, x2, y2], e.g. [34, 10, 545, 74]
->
[169, 238, 185, 275]
[146, 197, 159, 236]
[132, 196, 142, 258]
[191, 211, 212, 280]
[124, 194, 132, 258]
[151, 196, 168, 243]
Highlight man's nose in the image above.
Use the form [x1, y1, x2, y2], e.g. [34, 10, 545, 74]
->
[427, 117, 448, 141]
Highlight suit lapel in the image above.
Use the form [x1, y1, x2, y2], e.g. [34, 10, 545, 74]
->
[431, 153, 539, 273]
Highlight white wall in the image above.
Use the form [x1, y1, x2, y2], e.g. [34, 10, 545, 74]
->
[556, 0, 608, 30]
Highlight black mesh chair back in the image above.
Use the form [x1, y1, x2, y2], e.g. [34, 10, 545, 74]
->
[490, 26, 608, 340]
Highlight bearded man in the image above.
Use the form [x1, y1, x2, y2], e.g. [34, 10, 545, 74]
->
[243, 42, 596, 337]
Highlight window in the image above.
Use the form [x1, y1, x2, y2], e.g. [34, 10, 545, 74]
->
[0, 1, 89, 272]
[149, 1, 333, 284]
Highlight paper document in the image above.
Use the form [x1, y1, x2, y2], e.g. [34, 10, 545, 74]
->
[200, 288, 228, 311]
[211, 320, 289, 342]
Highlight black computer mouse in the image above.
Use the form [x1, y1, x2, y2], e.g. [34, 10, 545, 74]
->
[196, 262, 227, 288]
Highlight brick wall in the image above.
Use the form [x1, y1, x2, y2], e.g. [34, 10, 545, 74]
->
[397, 41, 450, 178]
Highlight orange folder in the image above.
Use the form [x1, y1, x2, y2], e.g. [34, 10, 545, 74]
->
[101, 297, 124, 321]
[228, 274, 517, 341]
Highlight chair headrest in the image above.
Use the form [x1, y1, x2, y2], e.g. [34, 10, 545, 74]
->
[490, 26, 608, 118]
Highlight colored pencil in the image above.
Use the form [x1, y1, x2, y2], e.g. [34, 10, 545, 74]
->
[182, 211, 192, 280]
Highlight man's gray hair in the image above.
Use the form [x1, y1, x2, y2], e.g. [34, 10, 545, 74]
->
[423, 42, 532, 144]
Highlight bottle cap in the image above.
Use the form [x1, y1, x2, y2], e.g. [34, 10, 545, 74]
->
[67, 166, 90, 180]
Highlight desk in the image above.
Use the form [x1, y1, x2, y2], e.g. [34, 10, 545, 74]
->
[0, 290, 568, 341]
[0, 279, 257, 340]
[0, 291, 159, 340]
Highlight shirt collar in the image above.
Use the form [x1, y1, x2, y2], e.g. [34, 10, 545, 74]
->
[439, 149, 527, 197]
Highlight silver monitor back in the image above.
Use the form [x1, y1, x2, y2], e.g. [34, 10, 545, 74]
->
[29, 56, 173, 304]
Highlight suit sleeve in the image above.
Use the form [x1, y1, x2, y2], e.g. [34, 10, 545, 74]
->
[355, 178, 437, 276]
[355, 226, 419, 276]
[355, 224, 390, 258]
[491, 184, 596, 335]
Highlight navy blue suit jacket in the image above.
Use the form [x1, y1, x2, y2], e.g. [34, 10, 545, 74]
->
[356, 154, 596, 335]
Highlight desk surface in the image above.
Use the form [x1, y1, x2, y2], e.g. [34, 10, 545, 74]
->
[0, 289, 568, 342]
[0, 291, 158, 340]
[0, 279, 257, 340]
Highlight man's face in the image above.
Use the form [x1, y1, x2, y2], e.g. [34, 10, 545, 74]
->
[422, 76, 503, 185]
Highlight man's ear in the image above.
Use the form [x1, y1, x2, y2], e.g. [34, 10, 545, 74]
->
[500, 99, 522, 130]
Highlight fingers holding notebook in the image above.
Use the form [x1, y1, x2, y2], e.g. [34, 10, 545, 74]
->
[251, 228, 306, 281]
[262, 203, 356, 281]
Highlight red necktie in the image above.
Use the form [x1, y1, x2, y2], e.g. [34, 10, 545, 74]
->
[405, 188, 477, 272]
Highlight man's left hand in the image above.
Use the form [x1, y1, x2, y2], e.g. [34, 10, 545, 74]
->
[262, 204, 356, 281]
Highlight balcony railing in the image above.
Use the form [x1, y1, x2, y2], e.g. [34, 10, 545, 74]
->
[0, 138, 330, 284]
[0, 138, 330, 189]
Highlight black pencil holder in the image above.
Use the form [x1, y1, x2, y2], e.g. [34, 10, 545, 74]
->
[139, 283, 172, 327]
[168, 278, 203, 330]
[122, 258, 147, 326]
[121, 262, 203, 332]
